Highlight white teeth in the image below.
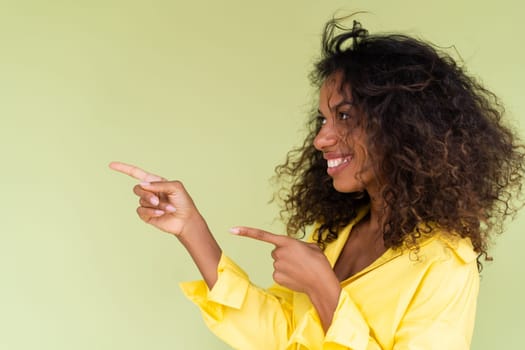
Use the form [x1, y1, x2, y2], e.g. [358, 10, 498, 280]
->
[327, 157, 349, 168]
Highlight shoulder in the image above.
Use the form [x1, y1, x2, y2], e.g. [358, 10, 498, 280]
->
[413, 228, 478, 265]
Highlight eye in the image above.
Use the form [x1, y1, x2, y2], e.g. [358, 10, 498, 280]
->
[338, 112, 351, 121]
[316, 115, 327, 126]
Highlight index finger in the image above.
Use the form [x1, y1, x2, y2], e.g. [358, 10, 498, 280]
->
[229, 226, 290, 246]
[109, 161, 166, 182]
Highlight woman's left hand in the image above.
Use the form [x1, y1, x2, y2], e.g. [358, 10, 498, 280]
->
[231, 226, 342, 330]
[230, 226, 339, 297]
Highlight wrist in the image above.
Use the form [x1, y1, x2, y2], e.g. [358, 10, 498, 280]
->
[308, 280, 341, 309]
[307, 274, 342, 331]
[176, 212, 222, 289]
[177, 211, 208, 243]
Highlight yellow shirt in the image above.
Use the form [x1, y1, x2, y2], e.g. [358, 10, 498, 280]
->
[180, 216, 479, 350]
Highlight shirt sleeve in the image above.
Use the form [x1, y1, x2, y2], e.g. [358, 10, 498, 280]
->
[179, 253, 294, 350]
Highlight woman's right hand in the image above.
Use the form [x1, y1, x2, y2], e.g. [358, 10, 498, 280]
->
[109, 161, 201, 237]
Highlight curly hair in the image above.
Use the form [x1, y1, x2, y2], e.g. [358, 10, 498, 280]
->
[275, 18, 525, 269]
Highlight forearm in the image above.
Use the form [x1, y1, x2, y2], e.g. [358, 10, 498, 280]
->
[177, 213, 222, 289]
[307, 275, 342, 332]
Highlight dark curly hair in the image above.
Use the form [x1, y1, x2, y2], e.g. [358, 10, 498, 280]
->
[275, 18, 525, 269]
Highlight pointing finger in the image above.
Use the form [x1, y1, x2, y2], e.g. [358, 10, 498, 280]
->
[109, 161, 166, 182]
[229, 226, 290, 246]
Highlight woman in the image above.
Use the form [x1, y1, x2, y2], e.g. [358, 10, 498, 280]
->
[110, 19, 524, 349]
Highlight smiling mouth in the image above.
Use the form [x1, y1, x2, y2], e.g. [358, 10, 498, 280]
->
[327, 157, 351, 168]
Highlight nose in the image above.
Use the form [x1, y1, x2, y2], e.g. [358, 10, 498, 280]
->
[313, 122, 338, 151]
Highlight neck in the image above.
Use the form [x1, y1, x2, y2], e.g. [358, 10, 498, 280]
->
[365, 191, 388, 237]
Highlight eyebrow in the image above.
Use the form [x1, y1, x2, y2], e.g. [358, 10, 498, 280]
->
[317, 100, 354, 115]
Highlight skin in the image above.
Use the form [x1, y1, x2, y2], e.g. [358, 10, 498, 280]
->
[109, 73, 388, 333]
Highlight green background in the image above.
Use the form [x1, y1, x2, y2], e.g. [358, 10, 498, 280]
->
[1, 0, 523, 349]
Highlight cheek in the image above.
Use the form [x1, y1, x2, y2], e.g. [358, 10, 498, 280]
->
[357, 152, 375, 179]
[351, 145, 376, 183]
[352, 141, 369, 165]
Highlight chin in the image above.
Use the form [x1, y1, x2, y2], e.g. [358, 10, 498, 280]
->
[332, 180, 364, 194]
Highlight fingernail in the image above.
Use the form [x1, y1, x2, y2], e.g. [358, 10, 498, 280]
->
[229, 227, 240, 235]
[140, 181, 151, 187]
[150, 196, 159, 206]
[166, 205, 176, 212]
[154, 209, 165, 216]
